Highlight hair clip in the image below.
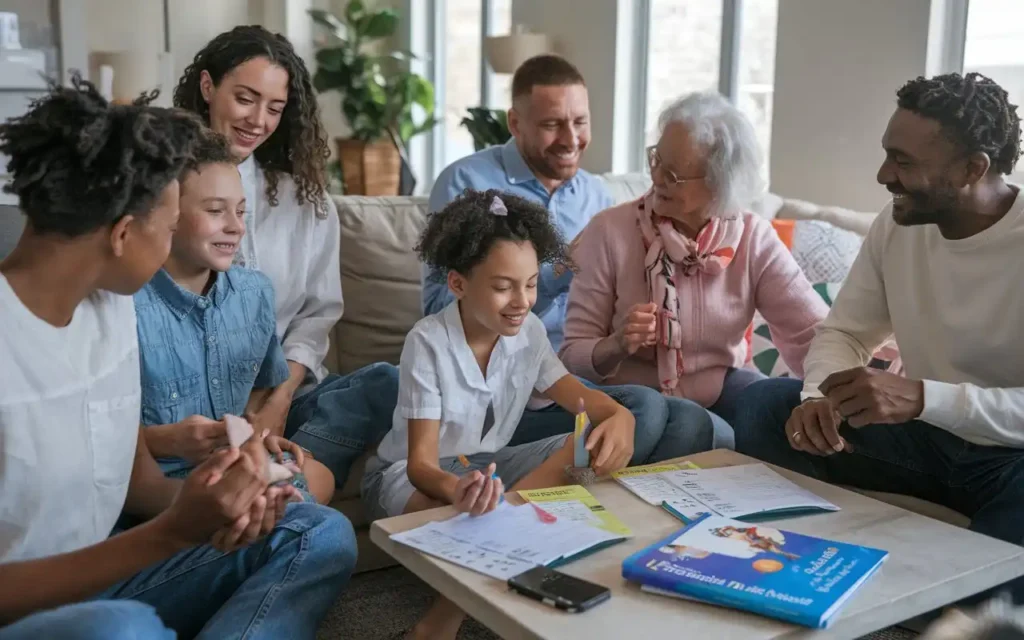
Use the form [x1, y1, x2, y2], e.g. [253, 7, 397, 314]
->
[489, 195, 508, 216]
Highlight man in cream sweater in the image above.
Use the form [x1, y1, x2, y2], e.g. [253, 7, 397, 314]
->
[735, 72, 1024, 602]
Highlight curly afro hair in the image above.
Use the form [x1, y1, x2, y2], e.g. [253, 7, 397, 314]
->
[173, 25, 330, 217]
[0, 74, 203, 237]
[897, 72, 1022, 175]
[417, 189, 571, 279]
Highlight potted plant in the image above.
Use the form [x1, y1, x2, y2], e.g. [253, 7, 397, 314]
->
[460, 107, 511, 151]
[309, 1, 437, 195]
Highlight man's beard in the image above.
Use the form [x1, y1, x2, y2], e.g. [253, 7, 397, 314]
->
[890, 183, 958, 227]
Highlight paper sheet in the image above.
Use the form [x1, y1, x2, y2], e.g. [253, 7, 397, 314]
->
[390, 525, 537, 580]
[612, 462, 700, 506]
[391, 502, 624, 579]
[661, 464, 839, 519]
[518, 485, 633, 536]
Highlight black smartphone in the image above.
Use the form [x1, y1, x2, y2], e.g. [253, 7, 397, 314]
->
[507, 566, 611, 613]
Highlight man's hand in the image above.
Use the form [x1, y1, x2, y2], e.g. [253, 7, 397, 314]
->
[150, 416, 229, 463]
[785, 399, 847, 456]
[586, 405, 635, 475]
[820, 367, 924, 427]
[614, 303, 658, 356]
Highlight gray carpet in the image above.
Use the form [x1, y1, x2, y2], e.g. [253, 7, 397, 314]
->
[317, 567, 919, 640]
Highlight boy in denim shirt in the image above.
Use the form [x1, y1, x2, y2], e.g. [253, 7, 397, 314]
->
[134, 131, 334, 504]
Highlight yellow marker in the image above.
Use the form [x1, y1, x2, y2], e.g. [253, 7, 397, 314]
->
[457, 454, 470, 468]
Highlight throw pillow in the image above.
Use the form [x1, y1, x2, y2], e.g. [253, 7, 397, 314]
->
[790, 219, 863, 284]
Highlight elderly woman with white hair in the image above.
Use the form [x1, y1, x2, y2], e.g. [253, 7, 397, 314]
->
[559, 92, 828, 432]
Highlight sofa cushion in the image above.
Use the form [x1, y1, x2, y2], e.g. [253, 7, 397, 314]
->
[330, 195, 428, 374]
[790, 219, 863, 284]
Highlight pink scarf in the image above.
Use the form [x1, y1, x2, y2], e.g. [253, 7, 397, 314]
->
[637, 191, 744, 395]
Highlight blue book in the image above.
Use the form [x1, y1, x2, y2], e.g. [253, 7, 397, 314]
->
[622, 514, 888, 628]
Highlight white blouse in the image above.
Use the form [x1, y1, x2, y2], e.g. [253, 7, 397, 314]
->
[238, 157, 343, 389]
[376, 302, 570, 465]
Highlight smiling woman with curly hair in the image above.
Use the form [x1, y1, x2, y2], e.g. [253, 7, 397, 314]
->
[174, 26, 401, 495]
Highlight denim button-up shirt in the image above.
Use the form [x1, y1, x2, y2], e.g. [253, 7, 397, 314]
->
[135, 267, 290, 474]
[423, 139, 614, 351]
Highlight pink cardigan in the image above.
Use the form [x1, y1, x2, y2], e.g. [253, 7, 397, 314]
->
[559, 200, 829, 408]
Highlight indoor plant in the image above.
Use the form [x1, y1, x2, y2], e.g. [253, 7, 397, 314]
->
[460, 107, 511, 151]
[309, 2, 437, 195]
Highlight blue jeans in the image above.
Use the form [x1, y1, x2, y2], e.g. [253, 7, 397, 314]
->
[1, 503, 357, 640]
[708, 367, 767, 430]
[507, 380, 732, 464]
[732, 376, 1024, 604]
[285, 363, 400, 488]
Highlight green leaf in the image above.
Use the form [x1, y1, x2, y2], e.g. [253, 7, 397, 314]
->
[345, 0, 365, 25]
[312, 68, 347, 93]
[362, 10, 399, 38]
[314, 48, 347, 73]
[410, 76, 434, 111]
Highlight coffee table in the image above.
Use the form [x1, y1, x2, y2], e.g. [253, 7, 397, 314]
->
[370, 449, 1024, 639]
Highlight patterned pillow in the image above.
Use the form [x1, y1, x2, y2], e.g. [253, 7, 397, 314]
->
[790, 219, 863, 284]
[749, 283, 841, 377]
[748, 282, 899, 377]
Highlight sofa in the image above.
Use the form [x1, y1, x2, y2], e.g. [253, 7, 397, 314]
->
[326, 173, 969, 574]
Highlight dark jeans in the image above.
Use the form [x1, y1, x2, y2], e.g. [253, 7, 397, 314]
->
[733, 376, 1024, 604]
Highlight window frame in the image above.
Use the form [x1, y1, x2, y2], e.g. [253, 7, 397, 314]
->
[400, 0, 511, 187]
[638, 0, 749, 167]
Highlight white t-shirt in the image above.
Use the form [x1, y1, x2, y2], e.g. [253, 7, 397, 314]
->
[803, 188, 1024, 447]
[0, 275, 140, 562]
[376, 301, 570, 465]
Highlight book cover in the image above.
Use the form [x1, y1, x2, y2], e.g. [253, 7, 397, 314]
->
[518, 485, 632, 536]
[622, 514, 887, 628]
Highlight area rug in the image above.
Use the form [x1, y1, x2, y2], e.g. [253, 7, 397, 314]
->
[317, 566, 918, 640]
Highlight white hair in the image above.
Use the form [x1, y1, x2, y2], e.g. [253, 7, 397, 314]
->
[657, 91, 766, 219]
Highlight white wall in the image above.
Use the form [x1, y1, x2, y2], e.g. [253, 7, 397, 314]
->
[769, 0, 933, 212]
[84, 0, 251, 105]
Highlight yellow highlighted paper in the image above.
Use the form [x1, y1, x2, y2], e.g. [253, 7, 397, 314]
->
[518, 485, 632, 537]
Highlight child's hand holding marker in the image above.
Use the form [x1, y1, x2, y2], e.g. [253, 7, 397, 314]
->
[452, 456, 504, 516]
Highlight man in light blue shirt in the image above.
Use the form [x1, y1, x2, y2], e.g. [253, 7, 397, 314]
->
[423, 55, 726, 460]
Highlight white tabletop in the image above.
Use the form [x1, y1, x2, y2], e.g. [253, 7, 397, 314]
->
[371, 449, 1024, 640]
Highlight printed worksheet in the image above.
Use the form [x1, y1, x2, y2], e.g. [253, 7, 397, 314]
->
[612, 462, 700, 505]
[662, 464, 839, 519]
[392, 503, 626, 578]
[390, 525, 536, 580]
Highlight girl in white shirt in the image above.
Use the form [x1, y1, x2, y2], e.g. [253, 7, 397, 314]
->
[363, 189, 637, 640]
[172, 26, 400, 490]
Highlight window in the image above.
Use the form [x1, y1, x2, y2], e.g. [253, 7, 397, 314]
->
[963, 0, 1024, 169]
[439, 0, 514, 169]
[442, 0, 483, 167]
[643, 0, 778, 169]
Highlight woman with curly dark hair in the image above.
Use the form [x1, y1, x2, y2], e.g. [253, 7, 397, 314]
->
[173, 26, 399, 492]
[362, 189, 678, 639]
[0, 76, 354, 639]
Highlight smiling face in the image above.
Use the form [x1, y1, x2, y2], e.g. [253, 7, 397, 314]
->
[877, 108, 968, 227]
[508, 84, 591, 189]
[200, 56, 289, 159]
[172, 162, 246, 272]
[448, 239, 539, 338]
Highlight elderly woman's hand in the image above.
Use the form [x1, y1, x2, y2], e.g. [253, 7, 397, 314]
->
[614, 303, 658, 355]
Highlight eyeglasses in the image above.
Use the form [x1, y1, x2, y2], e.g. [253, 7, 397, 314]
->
[646, 146, 706, 187]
